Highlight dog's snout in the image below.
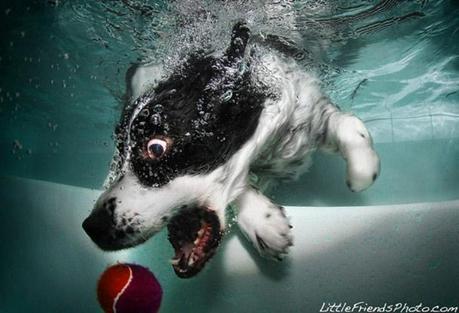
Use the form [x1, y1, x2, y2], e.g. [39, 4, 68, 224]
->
[82, 208, 112, 241]
[82, 197, 120, 250]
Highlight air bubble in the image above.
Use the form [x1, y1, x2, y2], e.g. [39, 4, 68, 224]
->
[151, 113, 161, 125]
[238, 62, 246, 75]
[221, 90, 233, 102]
[141, 108, 150, 117]
[153, 104, 163, 113]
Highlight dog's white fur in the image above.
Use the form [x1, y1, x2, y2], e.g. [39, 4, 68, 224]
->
[98, 45, 380, 259]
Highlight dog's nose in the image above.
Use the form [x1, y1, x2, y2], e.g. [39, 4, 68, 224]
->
[82, 208, 112, 242]
[83, 197, 132, 251]
[82, 200, 121, 250]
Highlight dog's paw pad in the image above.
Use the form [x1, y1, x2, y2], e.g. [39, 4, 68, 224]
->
[239, 205, 293, 260]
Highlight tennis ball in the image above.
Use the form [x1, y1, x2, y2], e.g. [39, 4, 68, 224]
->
[97, 263, 162, 313]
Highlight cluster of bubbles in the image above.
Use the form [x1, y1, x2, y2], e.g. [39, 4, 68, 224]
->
[49, 0, 430, 113]
[55, 0, 431, 187]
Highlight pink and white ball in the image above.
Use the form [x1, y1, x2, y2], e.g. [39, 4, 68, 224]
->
[97, 263, 162, 313]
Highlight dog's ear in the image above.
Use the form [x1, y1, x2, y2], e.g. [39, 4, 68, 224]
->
[225, 21, 250, 63]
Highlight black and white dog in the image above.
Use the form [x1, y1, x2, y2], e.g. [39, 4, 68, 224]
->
[83, 19, 380, 278]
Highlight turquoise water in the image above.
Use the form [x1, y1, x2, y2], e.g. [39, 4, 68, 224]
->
[1, 0, 458, 203]
[1, 1, 458, 312]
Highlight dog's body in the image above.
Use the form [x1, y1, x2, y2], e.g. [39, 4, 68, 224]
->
[83, 4, 380, 278]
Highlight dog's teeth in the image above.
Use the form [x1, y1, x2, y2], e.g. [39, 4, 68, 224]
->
[197, 229, 204, 237]
[188, 257, 195, 266]
[194, 238, 200, 245]
[170, 258, 179, 265]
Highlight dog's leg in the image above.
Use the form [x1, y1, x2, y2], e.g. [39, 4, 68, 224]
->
[235, 187, 293, 260]
[322, 112, 380, 192]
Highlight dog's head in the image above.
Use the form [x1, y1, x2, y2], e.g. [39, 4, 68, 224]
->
[83, 23, 266, 278]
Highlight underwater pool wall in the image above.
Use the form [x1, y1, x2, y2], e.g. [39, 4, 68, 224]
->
[1, 176, 458, 312]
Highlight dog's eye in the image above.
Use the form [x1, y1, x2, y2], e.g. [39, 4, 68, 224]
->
[146, 138, 168, 160]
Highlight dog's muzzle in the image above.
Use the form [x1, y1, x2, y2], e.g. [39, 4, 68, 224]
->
[167, 206, 222, 278]
[82, 197, 140, 251]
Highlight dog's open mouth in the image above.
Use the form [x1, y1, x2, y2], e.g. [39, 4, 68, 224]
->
[167, 207, 222, 278]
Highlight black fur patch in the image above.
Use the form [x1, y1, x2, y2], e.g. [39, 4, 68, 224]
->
[123, 23, 267, 187]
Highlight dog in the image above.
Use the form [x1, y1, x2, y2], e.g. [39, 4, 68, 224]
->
[83, 7, 380, 278]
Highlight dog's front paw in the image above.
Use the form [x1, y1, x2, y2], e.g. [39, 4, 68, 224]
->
[335, 115, 380, 192]
[346, 145, 380, 192]
[236, 190, 293, 260]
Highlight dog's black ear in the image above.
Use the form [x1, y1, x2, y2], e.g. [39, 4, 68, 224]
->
[225, 21, 250, 63]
